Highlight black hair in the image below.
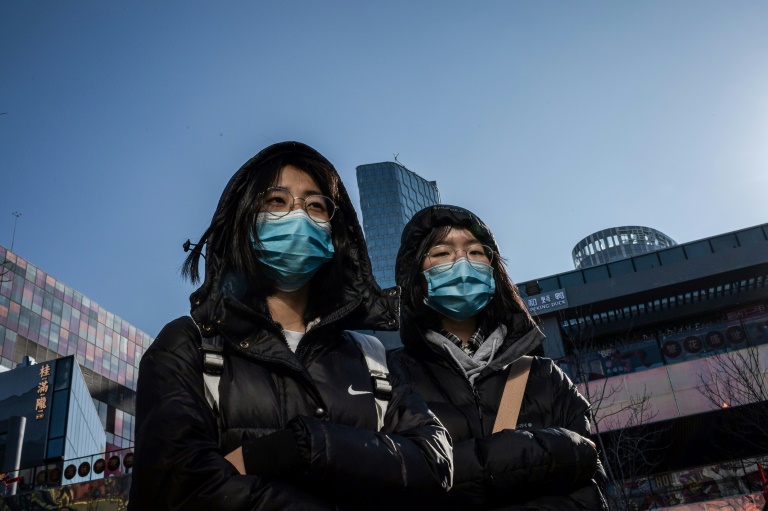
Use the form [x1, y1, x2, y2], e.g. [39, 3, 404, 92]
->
[182, 151, 351, 321]
[402, 222, 533, 334]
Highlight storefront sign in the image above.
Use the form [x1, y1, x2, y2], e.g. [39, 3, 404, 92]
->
[78, 462, 91, 478]
[64, 464, 77, 480]
[108, 456, 121, 471]
[94, 459, 106, 474]
[35, 364, 51, 420]
[726, 304, 767, 320]
[525, 289, 569, 314]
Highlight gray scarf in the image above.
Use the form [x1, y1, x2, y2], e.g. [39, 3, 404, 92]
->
[425, 325, 508, 384]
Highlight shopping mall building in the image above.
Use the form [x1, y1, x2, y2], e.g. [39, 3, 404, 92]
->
[518, 223, 768, 508]
[1, 243, 143, 507]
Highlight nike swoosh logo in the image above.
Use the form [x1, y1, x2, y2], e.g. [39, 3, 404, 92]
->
[348, 385, 372, 396]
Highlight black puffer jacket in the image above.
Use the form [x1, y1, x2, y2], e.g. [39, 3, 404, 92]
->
[389, 205, 607, 511]
[128, 143, 452, 511]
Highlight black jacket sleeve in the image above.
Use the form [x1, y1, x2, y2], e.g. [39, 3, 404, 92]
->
[127, 318, 336, 511]
[449, 426, 598, 507]
[446, 358, 607, 510]
[265, 351, 453, 506]
[539, 359, 609, 510]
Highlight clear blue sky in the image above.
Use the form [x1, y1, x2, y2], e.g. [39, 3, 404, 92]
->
[2, 1, 766, 337]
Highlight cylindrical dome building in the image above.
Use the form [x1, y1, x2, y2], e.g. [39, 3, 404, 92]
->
[572, 226, 677, 269]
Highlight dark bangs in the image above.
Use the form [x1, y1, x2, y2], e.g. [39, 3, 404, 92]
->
[404, 223, 532, 333]
[183, 152, 350, 318]
[403, 225, 452, 333]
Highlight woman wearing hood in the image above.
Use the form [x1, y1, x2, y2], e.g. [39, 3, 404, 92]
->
[389, 205, 607, 510]
[128, 142, 452, 511]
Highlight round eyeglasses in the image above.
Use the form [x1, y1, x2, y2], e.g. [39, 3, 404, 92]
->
[258, 187, 337, 223]
[424, 243, 494, 272]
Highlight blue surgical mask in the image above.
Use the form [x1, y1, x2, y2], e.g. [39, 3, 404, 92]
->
[253, 210, 335, 292]
[422, 258, 496, 320]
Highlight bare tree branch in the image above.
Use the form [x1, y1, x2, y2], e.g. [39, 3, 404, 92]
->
[561, 312, 670, 510]
[697, 347, 768, 452]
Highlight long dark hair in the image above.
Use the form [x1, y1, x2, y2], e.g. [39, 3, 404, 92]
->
[182, 150, 352, 321]
[402, 224, 533, 334]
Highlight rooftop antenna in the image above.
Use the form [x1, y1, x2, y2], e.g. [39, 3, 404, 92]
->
[1, 211, 20, 281]
[10, 211, 21, 252]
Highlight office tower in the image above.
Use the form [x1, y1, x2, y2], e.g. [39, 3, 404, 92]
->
[356, 162, 440, 289]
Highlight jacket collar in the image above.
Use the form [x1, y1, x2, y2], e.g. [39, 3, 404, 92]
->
[407, 318, 544, 374]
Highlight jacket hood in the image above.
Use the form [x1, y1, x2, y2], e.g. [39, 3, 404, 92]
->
[395, 204, 542, 358]
[187, 141, 399, 337]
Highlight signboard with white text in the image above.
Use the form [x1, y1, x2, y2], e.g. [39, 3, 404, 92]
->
[525, 289, 569, 314]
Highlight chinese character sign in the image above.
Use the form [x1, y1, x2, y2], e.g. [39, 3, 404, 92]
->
[525, 289, 569, 314]
[36, 364, 51, 420]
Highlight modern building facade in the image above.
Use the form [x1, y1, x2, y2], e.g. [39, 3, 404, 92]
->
[518, 222, 768, 508]
[0, 244, 151, 454]
[356, 161, 440, 289]
[0, 355, 107, 492]
[572, 225, 677, 269]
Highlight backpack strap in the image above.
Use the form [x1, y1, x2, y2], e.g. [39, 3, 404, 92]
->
[190, 316, 224, 416]
[492, 355, 533, 433]
[345, 331, 392, 431]
[191, 320, 392, 431]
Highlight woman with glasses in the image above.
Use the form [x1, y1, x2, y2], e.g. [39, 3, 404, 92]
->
[128, 142, 451, 511]
[390, 205, 607, 510]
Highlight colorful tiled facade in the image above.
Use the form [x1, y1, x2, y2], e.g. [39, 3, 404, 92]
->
[0, 244, 151, 449]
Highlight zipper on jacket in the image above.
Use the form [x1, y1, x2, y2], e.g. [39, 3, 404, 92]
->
[237, 298, 364, 414]
[271, 325, 329, 408]
[470, 381, 485, 431]
[237, 311, 330, 410]
[247, 308, 312, 358]
[443, 353, 486, 434]
[294, 296, 362, 362]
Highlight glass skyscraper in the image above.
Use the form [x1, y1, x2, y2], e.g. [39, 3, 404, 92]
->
[0, 244, 151, 451]
[356, 162, 440, 289]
